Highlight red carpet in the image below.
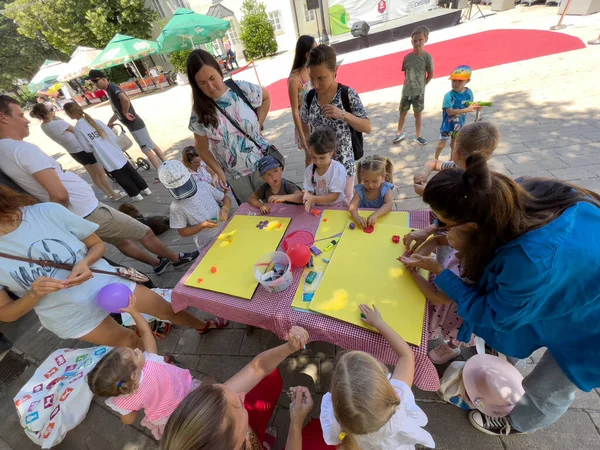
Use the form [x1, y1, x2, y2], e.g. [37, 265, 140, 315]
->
[267, 29, 585, 111]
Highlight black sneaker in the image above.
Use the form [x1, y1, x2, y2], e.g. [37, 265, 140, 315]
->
[469, 411, 521, 436]
[414, 136, 428, 145]
[153, 257, 171, 275]
[172, 251, 200, 269]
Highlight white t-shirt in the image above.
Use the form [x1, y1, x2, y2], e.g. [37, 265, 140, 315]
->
[303, 160, 346, 205]
[40, 118, 84, 154]
[73, 119, 127, 172]
[0, 203, 135, 338]
[169, 181, 225, 251]
[0, 138, 99, 217]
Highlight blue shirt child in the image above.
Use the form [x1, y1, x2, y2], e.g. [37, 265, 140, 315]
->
[440, 88, 474, 136]
[355, 182, 394, 209]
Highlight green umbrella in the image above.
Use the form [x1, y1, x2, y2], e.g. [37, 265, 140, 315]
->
[90, 34, 158, 70]
[157, 8, 231, 54]
[28, 60, 69, 93]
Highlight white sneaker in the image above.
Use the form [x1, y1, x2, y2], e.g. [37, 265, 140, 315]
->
[141, 188, 152, 195]
[131, 194, 144, 202]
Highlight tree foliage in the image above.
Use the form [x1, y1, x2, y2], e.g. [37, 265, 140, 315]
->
[169, 50, 192, 74]
[3, 0, 158, 55]
[240, 0, 277, 59]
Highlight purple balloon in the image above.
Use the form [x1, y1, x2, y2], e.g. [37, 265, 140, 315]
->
[96, 283, 132, 313]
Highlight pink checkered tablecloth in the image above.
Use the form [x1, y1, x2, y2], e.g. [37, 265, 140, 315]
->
[172, 204, 440, 391]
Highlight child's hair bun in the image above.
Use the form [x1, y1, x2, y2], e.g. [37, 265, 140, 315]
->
[463, 153, 491, 193]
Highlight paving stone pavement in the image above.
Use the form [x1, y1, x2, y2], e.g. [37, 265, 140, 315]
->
[1, 6, 600, 449]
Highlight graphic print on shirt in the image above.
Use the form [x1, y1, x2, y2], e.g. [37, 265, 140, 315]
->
[317, 178, 327, 191]
[9, 239, 79, 290]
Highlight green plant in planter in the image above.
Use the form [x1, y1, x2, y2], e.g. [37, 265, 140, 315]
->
[169, 50, 192, 73]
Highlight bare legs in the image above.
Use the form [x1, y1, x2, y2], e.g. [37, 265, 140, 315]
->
[114, 230, 180, 268]
[396, 110, 409, 135]
[145, 146, 167, 170]
[79, 316, 144, 349]
[414, 111, 423, 139]
[86, 163, 120, 198]
[116, 239, 160, 266]
[140, 230, 179, 262]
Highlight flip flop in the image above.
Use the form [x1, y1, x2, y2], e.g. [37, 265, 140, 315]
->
[197, 317, 229, 334]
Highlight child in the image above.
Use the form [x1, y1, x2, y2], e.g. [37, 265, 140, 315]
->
[158, 160, 232, 251]
[87, 295, 205, 440]
[303, 127, 347, 212]
[320, 304, 435, 449]
[413, 121, 500, 197]
[348, 155, 394, 228]
[248, 155, 303, 215]
[393, 26, 434, 146]
[64, 102, 152, 202]
[434, 65, 480, 160]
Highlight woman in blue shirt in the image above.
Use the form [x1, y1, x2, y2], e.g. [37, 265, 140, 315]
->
[402, 154, 600, 436]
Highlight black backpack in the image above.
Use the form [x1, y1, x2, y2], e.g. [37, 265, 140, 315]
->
[305, 83, 364, 160]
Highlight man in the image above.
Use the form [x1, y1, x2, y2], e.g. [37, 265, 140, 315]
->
[88, 69, 166, 170]
[0, 95, 198, 274]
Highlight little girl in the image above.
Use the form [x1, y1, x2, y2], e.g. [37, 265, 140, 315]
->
[349, 155, 394, 228]
[320, 304, 435, 450]
[303, 127, 347, 212]
[87, 296, 203, 440]
[64, 102, 151, 202]
[400, 224, 475, 364]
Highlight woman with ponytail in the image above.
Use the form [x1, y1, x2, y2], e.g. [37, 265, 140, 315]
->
[64, 102, 151, 202]
[401, 153, 600, 436]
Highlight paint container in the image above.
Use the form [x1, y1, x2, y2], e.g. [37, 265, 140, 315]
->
[254, 251, 293, 294]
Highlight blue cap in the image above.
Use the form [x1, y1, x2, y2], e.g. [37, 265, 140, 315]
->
[257, 155, 282, 176]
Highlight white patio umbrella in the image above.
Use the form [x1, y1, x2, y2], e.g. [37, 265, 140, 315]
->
[57, 47, 103, 82]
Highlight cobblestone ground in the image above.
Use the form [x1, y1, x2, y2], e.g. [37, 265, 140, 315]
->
[1, 6, 599, 450]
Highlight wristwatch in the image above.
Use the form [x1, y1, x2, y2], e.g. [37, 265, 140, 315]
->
[341, 110, 347, 121]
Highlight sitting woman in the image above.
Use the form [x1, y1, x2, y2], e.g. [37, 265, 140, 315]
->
[181, 145, 216, 185]
[0, 186, 226, 349]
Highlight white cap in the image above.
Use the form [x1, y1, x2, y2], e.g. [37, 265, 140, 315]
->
[157, 160, 197, 199]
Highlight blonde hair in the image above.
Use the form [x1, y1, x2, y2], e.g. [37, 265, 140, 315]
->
[64, 102, 107, 139]
[160, 384, 236, 450]
[86, 348, 139, 397]
[331, 351, 401, 450]
[356, 155, 393, 184]
[411, 25, 430, 39]
[455, 121, 500, 160]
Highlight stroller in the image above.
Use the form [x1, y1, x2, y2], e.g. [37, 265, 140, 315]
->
[106, 123, 151, 179]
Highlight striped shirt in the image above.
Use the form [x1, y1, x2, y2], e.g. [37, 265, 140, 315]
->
[106, 353, 194, 422]
[440, 161, 459, 171]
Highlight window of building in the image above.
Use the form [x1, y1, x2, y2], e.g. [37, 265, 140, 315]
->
[303, 2, 316, 22]
[226, 27, 240, 46]
[151, 0, 165, 18]
[268, 10, 283, 32]
[174, 0, 187, 8]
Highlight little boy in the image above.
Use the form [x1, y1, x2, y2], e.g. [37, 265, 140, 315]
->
[413, 121, 500, 196]
[393, 26, 434, 145]
[435, 65, 480, 160]
[248, 155, 302, 215]
[158, 160, 232, 251]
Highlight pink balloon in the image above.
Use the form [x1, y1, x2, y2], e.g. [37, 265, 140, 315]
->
[286, 244, 311, 268]
[96, 283, 132, 313]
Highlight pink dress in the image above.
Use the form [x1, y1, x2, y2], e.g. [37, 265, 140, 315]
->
[428, 249, 475, 347]
[105, 353, 201, 440]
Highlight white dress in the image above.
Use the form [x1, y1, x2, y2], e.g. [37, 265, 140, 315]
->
[320, 378, 435, 450]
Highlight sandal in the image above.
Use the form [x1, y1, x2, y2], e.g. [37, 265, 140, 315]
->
[197, 317, 229, 334]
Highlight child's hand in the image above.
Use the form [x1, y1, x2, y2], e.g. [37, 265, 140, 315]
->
[355, 215, 368, 229]
[119, 294, 139, 314]
[466, 102, 481, 113]
[260, 204, 271, 215]
[201, 220, 219, 229]
[303, 192, 315, 213]
[400, 254, 444, 275]
[367, 214, 378, 227]
[360, 303, 385, 329]
[268, 195, 286, 204]
[289, 386, 314, 425]
[219, 206, 229, 222]
[413, 171, 428, 185]
[286, 326, 309, 352]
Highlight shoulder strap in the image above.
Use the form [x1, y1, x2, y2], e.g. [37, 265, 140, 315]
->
[212, 101, 265, 152]
[305, 88, 316, 111]
[339, 84, 352, 114]
[224, 79, 257, 118]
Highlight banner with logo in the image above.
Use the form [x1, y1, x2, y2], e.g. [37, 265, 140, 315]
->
[329, 0, 437, 35]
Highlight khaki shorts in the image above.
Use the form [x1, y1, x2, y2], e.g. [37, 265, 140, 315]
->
[85, 203, 150, 245]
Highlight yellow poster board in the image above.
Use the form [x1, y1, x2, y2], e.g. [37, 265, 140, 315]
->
[291, 210, 409, 311]
[184, 215, 291, 299]
[308, 222, 426, 345]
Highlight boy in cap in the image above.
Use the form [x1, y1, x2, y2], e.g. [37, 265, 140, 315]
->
[248, 155, 302, 215]
[435, 65, 481, 160]
[158, 160, 232, 251]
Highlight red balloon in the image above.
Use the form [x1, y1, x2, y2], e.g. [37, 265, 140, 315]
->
[286, 244, 311, 268]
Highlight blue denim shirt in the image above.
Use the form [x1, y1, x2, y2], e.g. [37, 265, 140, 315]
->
[435, 201, 600, 391]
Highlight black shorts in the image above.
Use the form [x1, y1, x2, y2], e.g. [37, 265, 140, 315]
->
[70, 151, 97, 166]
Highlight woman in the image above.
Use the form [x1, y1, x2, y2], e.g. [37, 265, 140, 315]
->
[301, 44, 372, 203]
[182, 146, 216, 185]
[288, 35, 317, 166]
[0, 186, 228, 349]
[30, 103, 124, 201]
[160, 327, 317, 450]
[186, 49, 273, 204]
[401, 155, 600, 436]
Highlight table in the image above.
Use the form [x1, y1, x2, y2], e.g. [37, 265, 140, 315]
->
[172, 204, 440, 391]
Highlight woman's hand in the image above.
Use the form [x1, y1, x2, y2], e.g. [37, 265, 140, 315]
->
[65, 261, 93, 288]
[119, 295, 139, 315]
[367, 213, 378, 227]
[260, 204, 271, 215]
[125, 112, 136, 121]
[360, 303, 385, 330]
[287, 326, 309, 352]
[30, 277, 67, 298]
[321, 104, 344, 120]
[215, 170, 230, 191]
[403, 228, 433, 252]
[400, 254, 444, 275]
[219, 206, 230, 222]
[289, 386, 314, 425]
[300, 136, 309, 152]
